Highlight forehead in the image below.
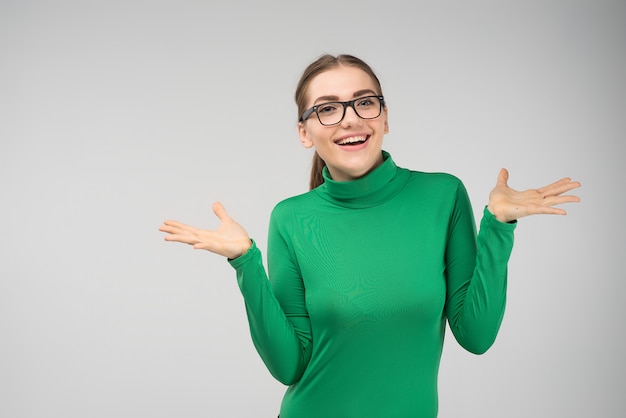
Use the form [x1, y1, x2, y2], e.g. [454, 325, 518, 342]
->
[306, 66, 377, 103]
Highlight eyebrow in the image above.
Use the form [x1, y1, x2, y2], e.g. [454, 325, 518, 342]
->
[313, 89, 377, 105]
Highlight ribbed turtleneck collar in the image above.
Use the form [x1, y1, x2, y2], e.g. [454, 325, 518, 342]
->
[314, 151, 410, 209]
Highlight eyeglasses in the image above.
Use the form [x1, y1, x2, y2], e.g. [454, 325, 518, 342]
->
[299, 95, 385, 126]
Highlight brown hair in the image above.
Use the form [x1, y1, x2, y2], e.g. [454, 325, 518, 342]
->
[295, 54, 384, 190]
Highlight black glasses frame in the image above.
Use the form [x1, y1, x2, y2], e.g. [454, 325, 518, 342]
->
[299, 95, 385, 126]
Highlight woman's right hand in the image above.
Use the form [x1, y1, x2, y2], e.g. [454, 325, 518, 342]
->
[159, 202, 252, 259]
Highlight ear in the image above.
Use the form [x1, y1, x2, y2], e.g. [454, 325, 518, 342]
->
[298, 122, 314, 149]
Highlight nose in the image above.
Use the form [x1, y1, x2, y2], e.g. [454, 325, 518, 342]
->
[341, 103, 362, 127]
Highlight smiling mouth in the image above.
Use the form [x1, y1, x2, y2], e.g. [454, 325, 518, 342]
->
[335, 135, 369, 146]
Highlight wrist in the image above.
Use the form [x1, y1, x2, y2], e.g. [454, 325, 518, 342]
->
[229, 239, 253, 260]
[487, 204, 515, 223]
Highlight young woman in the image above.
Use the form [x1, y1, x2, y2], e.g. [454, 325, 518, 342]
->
[159, 54, 580, 417]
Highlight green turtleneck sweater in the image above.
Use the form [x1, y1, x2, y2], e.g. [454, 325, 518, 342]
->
[229, 152, 516, 417]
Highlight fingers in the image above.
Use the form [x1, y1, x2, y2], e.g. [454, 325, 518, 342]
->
[212, 201, 232, 223]
[496, 168, 509, 186]
[540, 183, 581, 207]
[538, 178, 581, 197]
[160, 201, 230, 236]
[160, 219, 189, 229]
[159, 202, 230, 247]
[159, 219, 196, 235]
[532, 205, 568, 216]
[159, 219, 203, 246]
[541, 194, 581, 209]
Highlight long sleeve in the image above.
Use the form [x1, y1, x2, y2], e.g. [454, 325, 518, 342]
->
[228, 208, 312, 385]
[226, 153, 518, 417]
[444, 182, 516, 354]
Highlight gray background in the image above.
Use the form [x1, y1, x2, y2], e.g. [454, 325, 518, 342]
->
[1, 0, 624, 417]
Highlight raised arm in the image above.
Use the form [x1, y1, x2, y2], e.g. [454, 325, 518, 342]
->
[159, 202, 311, 384]
[446, 170, 580, 354]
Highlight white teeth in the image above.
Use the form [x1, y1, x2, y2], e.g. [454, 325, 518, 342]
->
[337, 136, 367, 145]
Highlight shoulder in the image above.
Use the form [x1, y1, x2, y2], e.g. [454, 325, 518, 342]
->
[402, 168, 465, 192]
[397, 168, 472, 215]
[394, 168, 471, 211]
[270, 190, 318, 219]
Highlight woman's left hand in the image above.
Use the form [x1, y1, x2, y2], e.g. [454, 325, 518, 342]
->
[487, 168, 581, 223]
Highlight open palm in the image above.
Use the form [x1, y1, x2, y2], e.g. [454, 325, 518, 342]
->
[159, 202, 252, 259]
[487, 168, 581, 223]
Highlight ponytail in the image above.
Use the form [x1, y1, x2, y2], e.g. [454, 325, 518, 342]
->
[309, 152, 326, 190]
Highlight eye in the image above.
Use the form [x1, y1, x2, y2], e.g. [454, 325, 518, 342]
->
[356, 97, 375, 107]
[318, 103, 341, 114]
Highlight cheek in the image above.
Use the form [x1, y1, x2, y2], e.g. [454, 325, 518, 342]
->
[310, 128, 334, 147]
[381, 111, 389, 133]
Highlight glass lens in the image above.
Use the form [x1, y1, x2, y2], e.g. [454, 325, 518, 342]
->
[354, 96, 381, 119]
[317, 102, 344, 125]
